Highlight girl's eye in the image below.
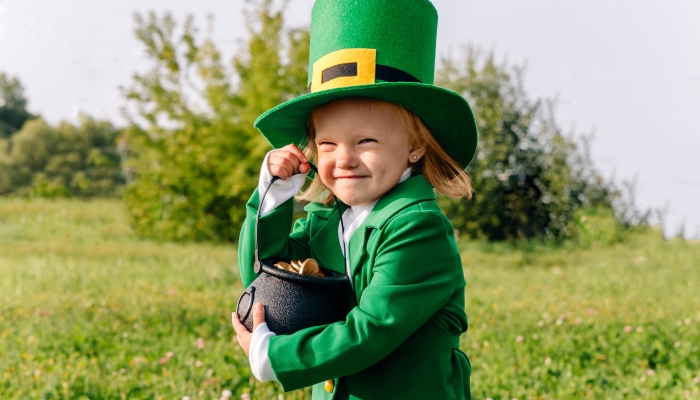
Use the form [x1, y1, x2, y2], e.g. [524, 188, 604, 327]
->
[359, 138, 376, 144]
[317, 142, 335, 150]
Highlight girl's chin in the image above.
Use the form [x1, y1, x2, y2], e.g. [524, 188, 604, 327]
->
[335, 192, 382, 207]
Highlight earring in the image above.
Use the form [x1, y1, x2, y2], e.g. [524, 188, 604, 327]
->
[412, 155, 417, 161]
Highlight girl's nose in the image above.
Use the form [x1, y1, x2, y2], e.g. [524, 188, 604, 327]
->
[336, 145, 358, 169]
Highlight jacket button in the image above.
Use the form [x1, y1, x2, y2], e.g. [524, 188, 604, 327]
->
[324, 379, 334, 393]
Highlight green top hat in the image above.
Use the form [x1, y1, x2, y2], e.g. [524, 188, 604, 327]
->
[254, 0, 478, 168]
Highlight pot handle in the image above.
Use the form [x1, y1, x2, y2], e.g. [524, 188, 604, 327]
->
[236, 286, 255, 323]
[254, 175, 280, 274]
[254, 163, 323, 275]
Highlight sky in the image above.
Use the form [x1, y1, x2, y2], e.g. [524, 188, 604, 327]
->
[1, 0, 699, 238]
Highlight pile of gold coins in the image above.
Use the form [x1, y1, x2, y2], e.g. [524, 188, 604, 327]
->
[274, 258, 327, 277]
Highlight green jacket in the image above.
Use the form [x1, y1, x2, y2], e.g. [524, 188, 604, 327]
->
[238, 175, 471, 400]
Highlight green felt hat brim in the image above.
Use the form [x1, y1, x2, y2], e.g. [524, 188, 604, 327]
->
[254, 82, 478, 169]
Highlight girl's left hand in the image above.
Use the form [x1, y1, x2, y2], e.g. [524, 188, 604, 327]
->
[231, 303, 266, 358]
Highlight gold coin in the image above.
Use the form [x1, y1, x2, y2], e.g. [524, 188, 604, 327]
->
[300, 258, 317, 275]
[301, 258, 327, 277]
[277, 259, 327, 277]
[304, 258, 319, 270]
[274, 262, 296, 272]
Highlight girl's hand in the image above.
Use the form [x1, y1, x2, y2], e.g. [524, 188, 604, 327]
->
[268, 144, 311, 180]
[231, 303, 266, 358]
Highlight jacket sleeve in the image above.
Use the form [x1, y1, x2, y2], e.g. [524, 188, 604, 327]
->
[238, 189, 313, 288]
[267, 209, 461, 391]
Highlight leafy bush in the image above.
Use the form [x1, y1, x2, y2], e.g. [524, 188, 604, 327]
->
[0, 116, 124, 198]
[121, 2, 308, 242]
[436, 50, 626, 241]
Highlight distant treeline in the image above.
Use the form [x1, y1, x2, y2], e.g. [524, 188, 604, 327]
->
[0, 72, 125, 199]
[0, 117, 124, 199]
[0, 0, 647, 242]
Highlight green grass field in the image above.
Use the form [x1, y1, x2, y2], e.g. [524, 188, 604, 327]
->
[1, 199, 699, 399]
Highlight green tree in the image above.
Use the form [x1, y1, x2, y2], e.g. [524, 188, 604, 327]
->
[436, 49, 622, 240]
[0, 72, 37, 138]
[122, 0, 309, 242]
[0, 116, 123, 198]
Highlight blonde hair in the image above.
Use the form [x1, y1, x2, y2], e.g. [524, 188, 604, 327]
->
[296, 98, 473, 206]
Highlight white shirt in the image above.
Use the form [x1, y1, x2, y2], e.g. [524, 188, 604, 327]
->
[248, 151, 412, 382]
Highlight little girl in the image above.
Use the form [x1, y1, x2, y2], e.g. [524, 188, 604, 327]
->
[232, 1, 478, 399]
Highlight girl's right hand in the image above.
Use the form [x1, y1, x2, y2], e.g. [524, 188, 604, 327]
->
[268, 144, 310, 180]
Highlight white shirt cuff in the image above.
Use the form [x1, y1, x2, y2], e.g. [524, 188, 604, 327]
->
[249, 322, 277, 382]
[258, 150, 308, 216]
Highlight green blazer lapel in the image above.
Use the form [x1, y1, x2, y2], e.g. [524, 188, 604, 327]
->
[306, 204, 346, 275]
[365, 175, 436, 228]
[348, 175, 436, 280]
[347, 225, 370, 286]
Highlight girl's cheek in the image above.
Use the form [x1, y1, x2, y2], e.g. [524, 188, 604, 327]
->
[317, 158, 334, 183]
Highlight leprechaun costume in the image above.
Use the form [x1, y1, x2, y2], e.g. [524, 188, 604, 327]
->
[238, 0, 477, 398]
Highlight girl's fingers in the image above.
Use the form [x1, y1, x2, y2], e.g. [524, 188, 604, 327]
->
[270, 152, 303, 178]
[268, 145, 310, 180]
[279, 157, 298, 176]
[269, 156, 292, 179]
[232, 312, 251, 357]
[275, 145, 307, 167]
[284, 144, 308, 164]
[252, 303, 266, 331]
[231, 312, 251, 334]
[269, 164, 290, 180]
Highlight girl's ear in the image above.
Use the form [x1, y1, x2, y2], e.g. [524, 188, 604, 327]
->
[408, 146, 427, 164]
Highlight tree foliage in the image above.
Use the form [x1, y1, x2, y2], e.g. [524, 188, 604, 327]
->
[122, 1, 309, 242]
[0, 116, 124, 198]
[436, 49, 622, 240]
[0, 72, 37, 138]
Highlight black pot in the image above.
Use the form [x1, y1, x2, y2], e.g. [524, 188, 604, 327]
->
[236, 171, 353, 335]
[236, 259, 353, 335]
